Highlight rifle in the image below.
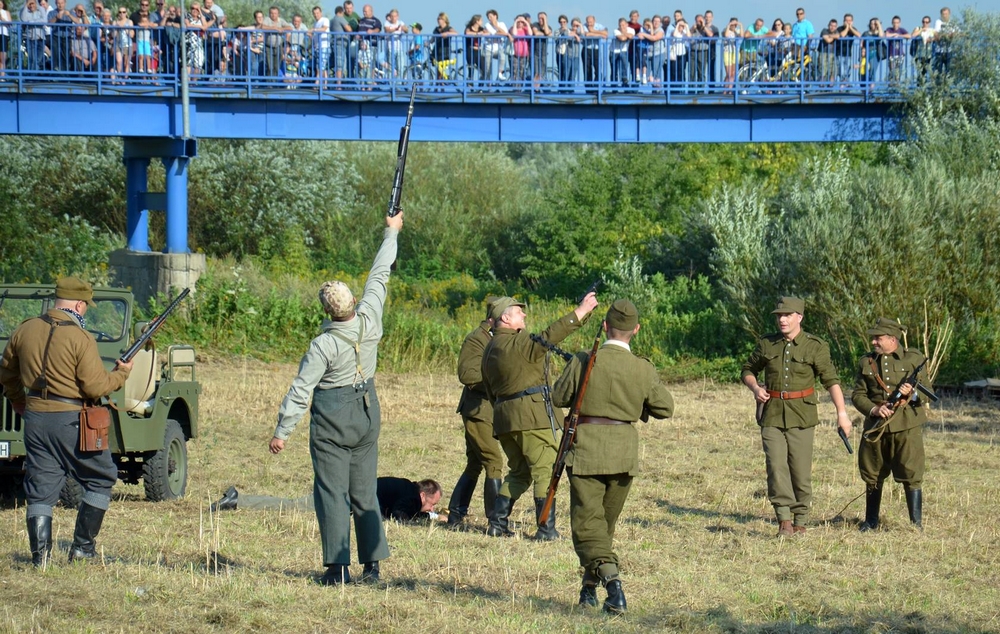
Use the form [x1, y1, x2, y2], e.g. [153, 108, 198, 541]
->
[529, 334, 574, 362]
[538, 323, 602, 526]
[386, 85, 416, 218]
[119, 288, 190, 363]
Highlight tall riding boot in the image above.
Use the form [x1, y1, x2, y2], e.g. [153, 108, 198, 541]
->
[859, 485, 882, 532]
[906, 489, 923, 529]
[446, 473, 479, 527]
[486, 495, 513, 537]
[68, 503, 107, 562]
[26, 515, 52, 567]
[484, 478, 501, 523]
[533, 497, 560, 541]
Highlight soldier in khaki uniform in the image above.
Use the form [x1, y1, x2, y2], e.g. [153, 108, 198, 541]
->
[446, 297, 505, 528]
[482, 293, 598, 539]
[740, 297, 852, 537]
[552, 299, 674, 615]
[0, 277, 133, 566]
[852, 317, 930, 530]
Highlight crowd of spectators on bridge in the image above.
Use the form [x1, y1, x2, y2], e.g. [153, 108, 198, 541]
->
[0, 0, 962, 91]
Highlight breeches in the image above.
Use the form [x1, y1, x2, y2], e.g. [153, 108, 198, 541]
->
[859, 423, 925, 492]
[497, 429, 557, 500]
[462, 416, 504, 480]
[569, 471, 632, 572]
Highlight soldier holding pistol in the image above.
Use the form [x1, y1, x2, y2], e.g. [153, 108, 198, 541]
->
[741, 296, 852, 537]
[852, 317, 930, 530]
[552, 299, 674, 615]
[482, 293, 598, 540]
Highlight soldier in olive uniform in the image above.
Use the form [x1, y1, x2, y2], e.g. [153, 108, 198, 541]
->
[741, 297, 853, 537]
[552, 299, 674, 615]
[447, 297, 505, 528]
[852, 317, 930, 530]
[269, 213, 403, 586]
[0, 277, 133, 566]
[482, 293, 599, 540]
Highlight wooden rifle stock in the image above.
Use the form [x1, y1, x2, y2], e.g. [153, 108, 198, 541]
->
[386, 86, 416, 218]
[538, 323, 602, 526]
[119, 288, 190, 363]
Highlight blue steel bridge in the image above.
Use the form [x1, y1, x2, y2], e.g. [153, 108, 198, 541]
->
[2, 27, 916, 251]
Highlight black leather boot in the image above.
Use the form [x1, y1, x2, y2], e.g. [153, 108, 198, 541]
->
[859, 485, 882, 532]
[211, 486, 239, 512]
[68, 503, 106, 562]
[359, 561, 380, 584]
[486, 495, 513, 537]
[906, 489, 923, 528]
[26, 515, 52, 568]
[533, 497, 559, 541]
[446, 473, 478, 527]
[318, 564, 352, 586]
[484, 478, 501, 522]
[603, 579, 628, 615]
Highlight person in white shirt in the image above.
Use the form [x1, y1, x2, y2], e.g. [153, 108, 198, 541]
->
[611, 17, 634, 86]
[311, 6, 330, 83]
[383, 8, 407, 76]
[484, 9, 510, 81]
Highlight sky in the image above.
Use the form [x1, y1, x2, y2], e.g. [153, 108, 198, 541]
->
[322, 0, 982, 32]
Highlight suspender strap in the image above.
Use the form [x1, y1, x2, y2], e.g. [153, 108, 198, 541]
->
[329, 320, 366, 387]
[30, 314, 76, 400]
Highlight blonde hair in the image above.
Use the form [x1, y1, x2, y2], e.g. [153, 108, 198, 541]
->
[437, 11, 448, 25]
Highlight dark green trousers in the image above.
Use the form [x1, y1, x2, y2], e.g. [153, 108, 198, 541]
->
[859, 424, 925, 492]
[497, 429, 557, 500]
[309, 380, 389, 566]
[761, 425, 815, 523]
[461, 417, 504, 480]
[569, 471, 632, 574]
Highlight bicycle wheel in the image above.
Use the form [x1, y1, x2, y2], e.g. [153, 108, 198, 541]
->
[404, 62, 429, 81]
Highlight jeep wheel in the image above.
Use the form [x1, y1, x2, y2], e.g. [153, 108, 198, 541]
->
[60, 477, 84, 508]
[143, 420, 188, 501]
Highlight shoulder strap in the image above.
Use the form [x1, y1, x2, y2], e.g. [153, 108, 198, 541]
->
[867, 355, 890, 394]
[329, 320, 366, 386]
[31, 314, 76, 399]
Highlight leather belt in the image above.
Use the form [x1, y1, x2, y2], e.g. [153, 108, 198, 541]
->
[494, 385, 546, 407]
[766, 387, 815, 400]
[577, 415, 630, 426]
[27, 390, 85, 407]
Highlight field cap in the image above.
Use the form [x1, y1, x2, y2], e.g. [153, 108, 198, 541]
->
[606, 299, 638, 330]
[867, 317, 905, 339]
[771, 296, 805, 315]
[55, 276, 97, 307]
[318, 280, 355, 318]
[488, 296, 525, 322]
[484, 295, 501, 320]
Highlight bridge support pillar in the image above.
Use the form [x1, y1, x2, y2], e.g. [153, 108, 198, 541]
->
[111, 137, 203, 307]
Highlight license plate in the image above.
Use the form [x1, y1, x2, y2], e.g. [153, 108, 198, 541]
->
[0, 441, 8, 458]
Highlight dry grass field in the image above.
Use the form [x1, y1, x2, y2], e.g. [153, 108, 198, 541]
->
[2, 359, 999, 634]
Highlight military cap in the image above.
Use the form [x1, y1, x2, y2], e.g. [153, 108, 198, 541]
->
[55, 276, 97, 308]
[771, 296, 805, 315]
[606, 299, 639, 331]
[488, 296, 526, 322]
[318, 280, 355, 318]
[484, 295, 501, 320]
[867, 317, 905, 339]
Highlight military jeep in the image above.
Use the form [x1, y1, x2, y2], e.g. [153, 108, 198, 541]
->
[0, 284, 199, 505]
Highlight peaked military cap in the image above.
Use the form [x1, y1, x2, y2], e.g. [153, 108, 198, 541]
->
[55, 276, 97, 308]
[867, 317, 905, 339]
[484, 295, 501, 320]
[606, 299, 639, 330]
[488, 296, 526, 322]
[771, 296, 805, 315]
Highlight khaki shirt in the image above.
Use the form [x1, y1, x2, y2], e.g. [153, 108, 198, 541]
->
[274, 227, 398, 440]
[0, 309, 130, 413]
[851, 348, 929, 433]
[456, 320, 492, 421]
[740, 331, 840, 428]
[552, 341, 674, 476]
[482, 311, 587, 436]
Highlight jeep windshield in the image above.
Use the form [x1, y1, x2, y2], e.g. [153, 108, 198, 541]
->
[0, 290, 128, 343]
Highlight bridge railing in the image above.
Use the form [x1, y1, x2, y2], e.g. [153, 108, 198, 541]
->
[0, 24, 947, 102]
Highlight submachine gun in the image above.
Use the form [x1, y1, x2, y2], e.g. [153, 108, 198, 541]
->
[119, 288, 190, 363]
[862, 358, 940, 442]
